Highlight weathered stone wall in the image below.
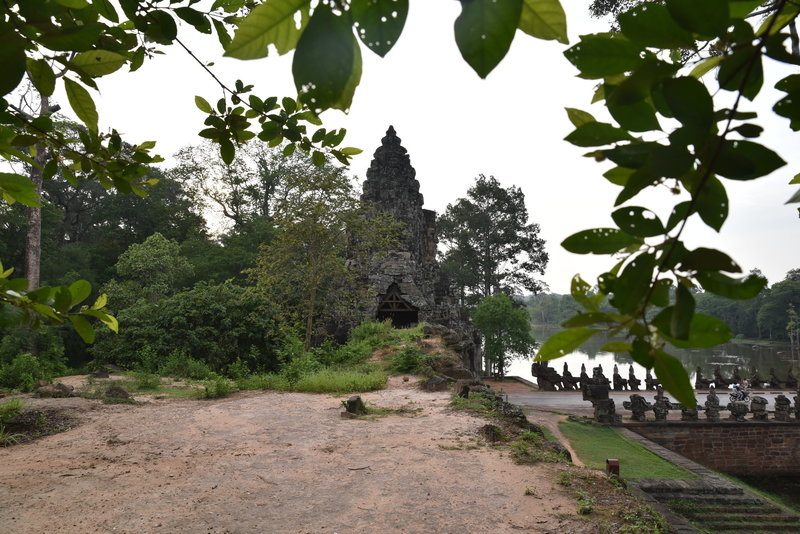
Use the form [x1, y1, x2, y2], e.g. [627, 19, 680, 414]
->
[627, 422, 800, 475]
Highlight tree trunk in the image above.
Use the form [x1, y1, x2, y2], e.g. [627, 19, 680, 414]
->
[304, 285, 317, 351]
[25, 93, 49, 355]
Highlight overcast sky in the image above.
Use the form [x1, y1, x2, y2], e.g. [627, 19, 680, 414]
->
[81, 2, 798, 294]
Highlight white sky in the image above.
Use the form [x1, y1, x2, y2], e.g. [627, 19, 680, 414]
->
[74, 2, 798, 293]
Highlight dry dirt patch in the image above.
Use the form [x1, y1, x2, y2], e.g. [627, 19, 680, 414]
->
[1, 379, 605, 534]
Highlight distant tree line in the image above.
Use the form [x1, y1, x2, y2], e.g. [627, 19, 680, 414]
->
[524, 269, 800, 342]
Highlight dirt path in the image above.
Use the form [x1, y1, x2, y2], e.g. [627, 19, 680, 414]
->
[0, 377, 594, 534]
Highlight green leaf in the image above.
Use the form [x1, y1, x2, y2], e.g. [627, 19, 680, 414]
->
[37, 22, 103, 52]
[658, 312, 732, 349]
[603, 166, 633, 186]
[689, 56, 723, 79]
[0, 28, 27, 97]
[712, 140, 786, 180]
[175, 7, 212, 34]
[69, 314, 95, 343]
[695, 271, 767, 299]
[654, 351, 695, 408]
[665, 0, 729, 39]
[145, 10, 178, 45]
[292, 3, 358, 111]
[564, 122, 634, 147]
[695, 176, 728, 231]
[562, 228, 642, 255]
[54, 287, 73, 313]
[718, 46, 763, 101]
[651, 278, 672, 307]
[64, 78, 98, 132]
[92, 293, 108, 310]
[195, 96, 213, 114]
[454, 0, 522, 79]
[518, 0, 568, 44]
[94, 0, 119, 23]
[0, 172, 42, 207]
[565, 108, 595, 127]
[791, 173, 800, 185]
[351, 0, 409, 57]
[611, 206, 664, 237]
[609, 253, 655, 314]
[225, 0, 310, 59]
[729, 0, 763, 19]
[55, 0, 88, 7]
[600, 341, 632, 353]
[220, 139, 235, 165]
[82, 309, 118, 333]
[25, 59, 56, 97]
[679, 247, 741, 273]
[69, 280, 92, 307]
[312, 150, 325, 166]
[72, 50, 127, 77]
[535, 327, 598, 361]
[564, 34, 642, 78]
[660, 77, 714, 144]
[618, 2, 694, 49]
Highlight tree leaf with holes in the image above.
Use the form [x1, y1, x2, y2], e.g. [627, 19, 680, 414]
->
[618, 2, 694, 49]
[562, 228, 642, 254]
[351, 0, 408, 57]
[611, 206, 664, 237]
[564, 34, 642, 78]
[535, 327, 598, 361]
[609, 253, 655, 314]
[64, 78, 98, 132]
[454, 0, 523, 79]
[712, 140, 785, 180]
[226, 0, 310, 58]
[518, 0, 568, 44]
[679, 247, 741, 273]
[695, 176, 728, 231]
[292, 3, 357, 111]
[666, 0, 729, 39]
[660, 76, 714, 144]
[72, 50, 127, 77]
[696, 271, 767, 299]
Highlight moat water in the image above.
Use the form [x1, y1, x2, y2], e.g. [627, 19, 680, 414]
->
[508, 326, 799, 388]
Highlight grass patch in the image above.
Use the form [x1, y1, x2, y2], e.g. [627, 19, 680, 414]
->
[450, 392, 496, 415]
[558, 419, 697, 480]
[292, 368, 387, 394]
[509, 430, 569, 465]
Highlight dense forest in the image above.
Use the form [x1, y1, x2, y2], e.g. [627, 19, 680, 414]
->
[525, 269, 800, 343]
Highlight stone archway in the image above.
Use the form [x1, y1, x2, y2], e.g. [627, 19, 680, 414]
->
[376, 283, 418, 328]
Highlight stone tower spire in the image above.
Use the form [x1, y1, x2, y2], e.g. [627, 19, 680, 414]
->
[362, 126, 427, 259]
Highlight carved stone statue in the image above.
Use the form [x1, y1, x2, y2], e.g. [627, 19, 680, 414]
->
[644, 369, 658, 390]
[594, 398, 621, 424]
[561, 363, 580, 391]
[653, 385, 672, 421]
[592, 365, 610, 385]
[795, 389, 800, 420]
[681, 403, 699, 421]
[623, 394, 652, 422]
[750, 396, 768, 421]
[612, 364, 628, 391]
[728, 401, 749, 422]
[769, 368, 783, 389]
[531, 362, 562, 391]
[774, 394, 791, 421]
[713, 366, 730, 387]
[579, 363, 589, 389]
[695, 366, 712, 389]
[705, 386, 721, 422]
[787, 366, 798, 389]
[628, 365, 641, 391]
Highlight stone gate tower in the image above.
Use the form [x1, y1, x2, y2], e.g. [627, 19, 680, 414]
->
[361, 126, 480, 370]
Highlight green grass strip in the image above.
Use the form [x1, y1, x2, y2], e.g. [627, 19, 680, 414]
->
[559, 420, 697, 480]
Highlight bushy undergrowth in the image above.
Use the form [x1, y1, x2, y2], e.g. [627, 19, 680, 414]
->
[0, 327, 69, 391]
[0, 398, 24, 423]
[390, 346, 430, 373]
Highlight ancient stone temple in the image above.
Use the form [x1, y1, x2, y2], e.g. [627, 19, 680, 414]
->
[361, 126, 480, 370]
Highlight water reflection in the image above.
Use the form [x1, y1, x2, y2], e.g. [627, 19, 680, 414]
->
[507, 326, 800, 388]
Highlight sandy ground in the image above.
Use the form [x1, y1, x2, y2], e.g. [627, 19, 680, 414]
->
[0, 376, 595, 534]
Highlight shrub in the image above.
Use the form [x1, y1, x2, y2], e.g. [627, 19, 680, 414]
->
[0, 398, 24, 423]
[0, 352, 61, 391]
[349, 319, 394, 348]
[91, 282, 280, 372]
[291, 368, 387, 394]
[158, 350, 212, 380]
[133, 371, 161, 390]
[280, 352, 322, 384]
[196, 372, 236, 399]
[390, 346, 428, 373]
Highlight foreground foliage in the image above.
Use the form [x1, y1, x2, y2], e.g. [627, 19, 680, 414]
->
[536, 0, 800, 407]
